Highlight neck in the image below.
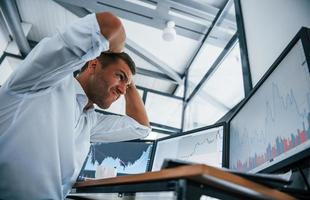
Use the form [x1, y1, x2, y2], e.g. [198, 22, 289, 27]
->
[75, 75, 93, 111]
[84, 101, 94, 111]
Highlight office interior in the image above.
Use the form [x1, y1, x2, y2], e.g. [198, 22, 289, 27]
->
[1, 0, 310, 199]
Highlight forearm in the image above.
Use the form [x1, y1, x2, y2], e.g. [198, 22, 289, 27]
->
[7, 14, 104, 93]
[125, 84, 150, 128]
[96, 12, 125, 52]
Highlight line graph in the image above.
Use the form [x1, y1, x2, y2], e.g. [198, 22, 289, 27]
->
[229, 40, 310, 172]
[82, 142, 153, 177]
[152, 126, 224, 171]
[92, 145, 152, 174]
[178, 130, 222, 159]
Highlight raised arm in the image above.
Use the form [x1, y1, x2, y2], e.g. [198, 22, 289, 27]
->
[5, 13, 124, 94]
[125, 82, 150, 128]
[96, 12, 125, 52]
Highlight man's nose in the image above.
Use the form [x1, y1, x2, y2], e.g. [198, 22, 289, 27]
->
[116, 83, 126, 95]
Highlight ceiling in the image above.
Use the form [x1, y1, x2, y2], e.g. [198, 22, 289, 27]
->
[3, 0, 233, 95]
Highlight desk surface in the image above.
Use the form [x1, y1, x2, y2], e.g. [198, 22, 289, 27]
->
[74, 164, 296, 200]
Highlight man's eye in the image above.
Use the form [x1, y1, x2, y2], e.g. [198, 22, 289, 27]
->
[116, 74, 123, 80]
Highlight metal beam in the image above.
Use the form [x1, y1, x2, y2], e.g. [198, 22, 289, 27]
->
[0, 52, 6, 65]
[187, 32, 238, 102]
[136, 85, 182, 100]
[55, 0, 236, 43]
[54, 1, 181, 84]
[136, 67, 177, 83]
[234, 0, 252, 97]
[126, 38, 182, 84]
[173, 0, 234, 95]
[183, 0, 234, 78]
[0, 9, 11, 42]
[0, 0, 30, 56]
[187, 81, 230, 112]
[54, 0, 215, 40]
[162, 0, 235, 37]
[54, 0, 89, 17]
[96, 0, 210, 39]
[168, 0, 219, 17]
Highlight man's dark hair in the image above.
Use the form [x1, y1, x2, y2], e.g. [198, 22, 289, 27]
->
[80, 52, 136, 74]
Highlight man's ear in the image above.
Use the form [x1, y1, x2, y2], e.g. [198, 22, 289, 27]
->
[87, 59, 99, 74]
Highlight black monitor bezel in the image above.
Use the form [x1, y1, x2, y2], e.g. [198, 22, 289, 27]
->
[148, 122, 227, 171]
[227, 27, 310, 173]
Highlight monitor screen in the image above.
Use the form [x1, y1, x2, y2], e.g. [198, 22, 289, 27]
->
[151, 124, 224, 171]
[79, 141, 154, 179]
[229, 29, 310, 173]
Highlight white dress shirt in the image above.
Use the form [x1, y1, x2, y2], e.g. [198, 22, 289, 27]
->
[0, 14, 150, 199]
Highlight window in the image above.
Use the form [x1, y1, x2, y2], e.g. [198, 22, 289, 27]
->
[186, 1, 238, 99]
[183, 1, 245, 131]
[145, 92, 183, 129]
[201, 42, 244, 109]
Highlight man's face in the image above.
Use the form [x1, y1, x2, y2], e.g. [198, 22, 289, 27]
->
[87, 59, 132, 109]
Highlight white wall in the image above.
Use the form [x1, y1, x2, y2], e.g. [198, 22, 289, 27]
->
[240, 0, 310, 86]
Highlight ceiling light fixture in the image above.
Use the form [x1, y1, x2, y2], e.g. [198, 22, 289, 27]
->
[162, 21, 176, 42]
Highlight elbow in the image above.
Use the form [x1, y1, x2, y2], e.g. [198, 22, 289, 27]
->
[138, 126, 151, 139]
[96, 12, 124, 40]
[103, 12, 122, 32]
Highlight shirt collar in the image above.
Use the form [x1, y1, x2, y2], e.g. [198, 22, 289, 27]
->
[73, 78, 93, 112]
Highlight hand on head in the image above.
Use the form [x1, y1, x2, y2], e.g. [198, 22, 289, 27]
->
[96, 12, 126, 53]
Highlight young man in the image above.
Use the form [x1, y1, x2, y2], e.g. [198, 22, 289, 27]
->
[0, 12, 150, 199]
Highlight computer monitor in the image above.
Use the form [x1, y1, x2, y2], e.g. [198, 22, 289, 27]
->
[150, 123, 225, 171]
[229, 27, 310, 173]
[78, 140, 154, 179]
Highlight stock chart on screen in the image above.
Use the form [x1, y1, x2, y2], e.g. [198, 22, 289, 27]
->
[79, 141, 153, 178]
[151, 125, 223, 171]
[229, 39, 310, 173]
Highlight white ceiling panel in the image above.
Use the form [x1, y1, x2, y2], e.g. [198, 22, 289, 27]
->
[11, 0, 228, 95]
[120, 17, 200, 74]
[134, 73, 176, 94]
[125, 47, 162, 73]
[16, 0, 78, 41]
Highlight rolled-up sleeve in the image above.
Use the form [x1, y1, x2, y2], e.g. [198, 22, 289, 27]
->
[5, 14, 109, 94]
[90, 112, 151, 143]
